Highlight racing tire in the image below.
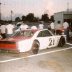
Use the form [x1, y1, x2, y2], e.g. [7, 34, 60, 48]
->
[31, 40, 39, 54]
[58, 36, 65, 47]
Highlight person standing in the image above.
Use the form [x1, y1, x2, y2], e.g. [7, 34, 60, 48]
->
[0, 23, 6, 39]
[63, 21, 69, 41]
[47, 23, 51, 30]
[31, 26, 37, 29]
[38, 21, 44, 29]
[55, 21, 63, 35]
[6, 23, 14, 38]
[38, 24, 44, 29]
[20, 23, 29, 31]
[50, 21, 55, 33]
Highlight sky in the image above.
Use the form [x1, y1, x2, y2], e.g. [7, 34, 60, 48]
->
[1, 0, 72, 20]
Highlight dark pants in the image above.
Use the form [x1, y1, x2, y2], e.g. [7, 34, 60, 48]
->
[64, 29, 70, 41]
[51, 29, 55, 34]
[1, 33, 6, 39]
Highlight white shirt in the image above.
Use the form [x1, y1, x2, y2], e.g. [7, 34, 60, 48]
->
[31, 26, 37, 29]
[38, 24, 44, 29]
[6, 24, 14, 34]
[0, 25, 6, 33]
[24, 24, 29, 29]
[50, 22, 54, 29]
[20, 24, 29, 30]
[63, 22, 69, 29]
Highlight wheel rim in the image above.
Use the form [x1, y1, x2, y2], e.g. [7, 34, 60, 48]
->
[32, 41, 39, 54]
[58, 37, 65, 47]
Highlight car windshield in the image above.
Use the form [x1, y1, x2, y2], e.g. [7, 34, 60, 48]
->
[11, 30, 36, 37]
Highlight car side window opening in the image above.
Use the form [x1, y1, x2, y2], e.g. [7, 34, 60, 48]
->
[37, 30, 52, 37]
[21, 31, 34, 37]
[12, 31, 21, 37]
[11, 30, 34, 37]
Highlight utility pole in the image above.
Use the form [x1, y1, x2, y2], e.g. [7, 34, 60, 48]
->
[0, 0, 4, 21]
[67, 2, 69, 12]
[0, 2, 2, 21]
[11, 10, 13, 21]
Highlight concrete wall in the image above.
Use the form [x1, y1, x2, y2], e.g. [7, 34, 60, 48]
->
[54, 12, 63, 24]
[54, 11, 72, 23]
[54, 12, 63, 29]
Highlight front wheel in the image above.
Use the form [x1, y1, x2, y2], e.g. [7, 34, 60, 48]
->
[31, 40, 39, 54]
[58, 36, 65, 47]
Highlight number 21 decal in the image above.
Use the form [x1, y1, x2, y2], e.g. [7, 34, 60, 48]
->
[49, 38, 55, 46]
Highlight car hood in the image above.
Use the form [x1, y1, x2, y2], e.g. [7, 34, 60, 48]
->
[0, 36, 32, 42]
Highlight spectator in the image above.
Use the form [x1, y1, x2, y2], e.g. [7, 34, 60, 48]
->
[0, 23, 6, 39]
[0, 24, 1, 34]
[20, 23, 29, 31]
[31, 26, 37, 29]
[48, 24, 51, 30]
[24, 24, 29, 29]
[6, 23, 14, 38]
[63, 21, 69, 41]
[50, 21, 55, 33]
[38, 22, 44, 29]
[56, 21, 63, 35]
[14, 22, 22, 32]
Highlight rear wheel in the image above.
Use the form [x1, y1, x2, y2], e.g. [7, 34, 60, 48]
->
[58, 36, 65, 47]
[31, 40, 39, 54]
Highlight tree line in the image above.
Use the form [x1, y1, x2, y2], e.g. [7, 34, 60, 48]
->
[15, 13, 54, 23]
[0, 13, 54, 24]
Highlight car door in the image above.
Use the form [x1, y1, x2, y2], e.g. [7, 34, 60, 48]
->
[36, 30, 53, 49]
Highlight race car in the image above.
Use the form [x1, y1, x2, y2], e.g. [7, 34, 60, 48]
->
[0, 29, 66, 54]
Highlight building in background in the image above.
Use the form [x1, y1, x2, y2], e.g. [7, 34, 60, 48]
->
[54, 10, 72, 28]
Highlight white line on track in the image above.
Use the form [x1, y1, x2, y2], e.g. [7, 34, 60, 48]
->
[0, 47, 72, 63]
[66, 43, 72, 46]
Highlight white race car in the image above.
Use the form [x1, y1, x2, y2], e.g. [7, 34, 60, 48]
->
[0, 29, 66, 54]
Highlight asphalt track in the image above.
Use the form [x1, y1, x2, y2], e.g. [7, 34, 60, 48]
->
[0, 43, 72, 63]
